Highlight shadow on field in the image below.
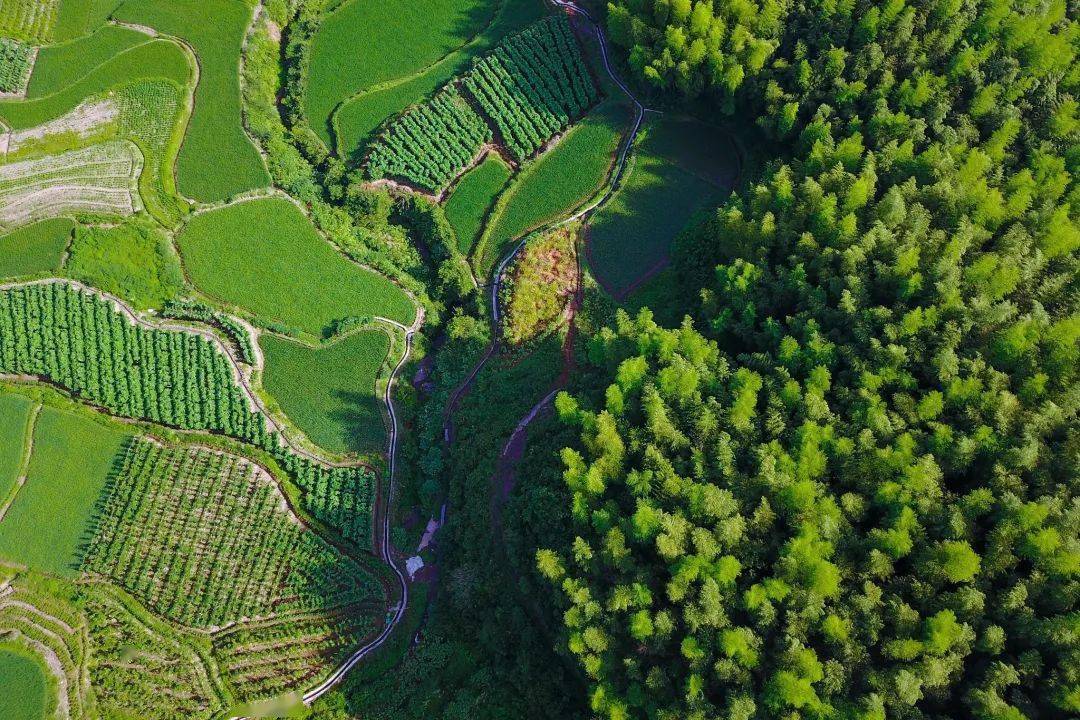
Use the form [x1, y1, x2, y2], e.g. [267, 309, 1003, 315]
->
[330, 390, 387, 456]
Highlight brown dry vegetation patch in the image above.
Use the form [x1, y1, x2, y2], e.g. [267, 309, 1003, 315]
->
[502, 226, 578, 345]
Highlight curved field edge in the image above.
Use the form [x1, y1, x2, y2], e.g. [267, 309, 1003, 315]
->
[175, 196, 417, 335]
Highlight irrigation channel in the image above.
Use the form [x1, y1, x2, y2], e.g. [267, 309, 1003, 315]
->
[238, 0, 655, 710]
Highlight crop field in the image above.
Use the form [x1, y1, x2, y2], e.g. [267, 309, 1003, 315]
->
[445, 153, 511, 253]
[0, 390, 34, 502]
[476, 99, 630, 276]
[0, 39, 192, 129]
[0, 282, 263, 440]
[0, 642, 49, 720]
[261, 329, 390, 456]
[111, 0, 270, 201]
[26, 25, 148, 99]
[83, 438, 383, 627]
[365, 86, 490, 192]
[215, 604, 381, 702]
[84, 584, 223, 719]
[0, 218, 71, 278]
[65, 219, 184, 310]
[0, 0, 57, 43]
[177, 198, 416, 334]
[0, 39, 34, 95]
[332, 0, 545, 155]
[0, 404, 129, 576]
[588, 117, 736, 296]
[462, 16, 598, 161]
[0, 141, 142, 229]
[306, 0, 494, 145]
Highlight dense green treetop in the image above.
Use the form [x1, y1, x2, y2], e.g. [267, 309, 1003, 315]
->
[541, 0, 1079, 718]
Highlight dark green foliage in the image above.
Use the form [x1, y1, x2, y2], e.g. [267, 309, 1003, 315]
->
[463, 16, 599, 161]
[0, 38, 33, 94]
[160, 299, 257, 366]
[538, 0, 1080, 717]
[365, 86, 491, 192]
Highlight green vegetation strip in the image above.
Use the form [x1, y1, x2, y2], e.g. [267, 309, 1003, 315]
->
[445, 154, 512, 254]
[26, 25, 149, 99]
[0, 391, 35, 505]
[177, 198, 416, 335]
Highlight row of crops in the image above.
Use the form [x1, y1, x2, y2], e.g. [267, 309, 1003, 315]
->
[0, 38, 33, 94]
[464, 16, 598, 161]
[213, 605, 380, 701]
[0, 140, 142, 229]
[0, 0, 56, 43]
[364, 15, 597, 191]
[83, 438, 382, 629]
[0, 282, 375, 545]
[365, 86, 490, 192]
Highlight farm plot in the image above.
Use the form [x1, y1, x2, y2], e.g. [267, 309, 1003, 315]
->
[0, 218, 71, 279]
[0, 403, 130, 576]
[0, 282, 263, 441]
[214, 605, 381, 703]
[587, 117, 737, 296]
[0, 576, 91, 720]
[462, 15, 598, 161]
[112, 0, 270, 201]
[0, 140, 141, 229]
[0, 0, 57, 42]
[445, 153, 511, 254]
[177, 198, 416, 335]
[26, 25, 148, 99]
[84, 583, 222, 719]
[0, 389, 35, 506]
[365, 86, 490, 192]
[333, 0, 545, 156]
[476, 100, 630, 276]
[306, 0, 494, 145]
[0, 39, 34, 95]
[83, 438, 384, 628]
[261, 329, 390, 456]
[52, 0, 118, 41]
[0, 642, 50, 720]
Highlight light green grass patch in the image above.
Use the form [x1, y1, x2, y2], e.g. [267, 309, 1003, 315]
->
[0, 0, 58, 43]
[476, 100, 631, 277]
[27, 24, 147, 99]
[333, 0, 545, 156]
[307, 0, 493, 145]
[587, 116, 737, 297]
[112, 0, 270, 201]
[0, 391, 35, 507]
[261, 330, 390, 455]
[177, 197, 415, 335]
[0, 404, 129, 577]
[65, 218, 183, 310]
[445, 154, 512, 254]
[0, 219, 72, 279]
[0, 642, 50, 720]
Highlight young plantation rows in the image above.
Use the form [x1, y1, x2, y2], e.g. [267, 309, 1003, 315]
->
[0, 38, 33, 94]
[365, 15, 597, 191]
[464, 16, 597, 161]
[365, 86, 490, 192]
[0, 0, 56, 43]
[83, 439, 381, 629]
[0, 282, 376, 545]
[0, 141, 141, 228]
